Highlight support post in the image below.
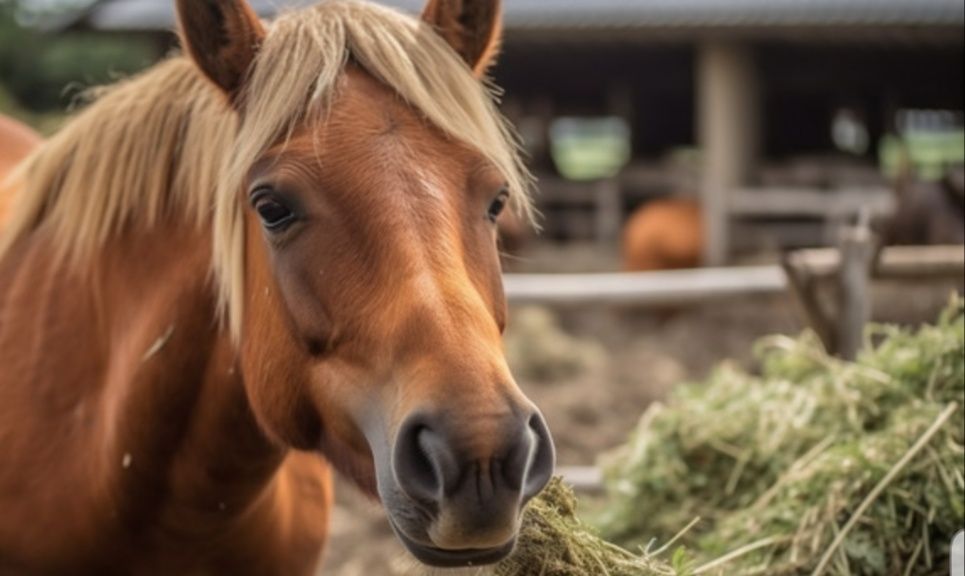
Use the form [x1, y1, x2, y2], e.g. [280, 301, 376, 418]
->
[595, 178, 621, 246]
[836, 211, 876, 361]
[697, 41, 759, 266]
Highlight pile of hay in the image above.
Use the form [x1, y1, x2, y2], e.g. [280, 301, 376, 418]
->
[504, 306, 605, 381]
[493, 477, 681, 576]
[595, 298, 964, 575]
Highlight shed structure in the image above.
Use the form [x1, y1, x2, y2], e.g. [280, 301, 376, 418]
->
[53, 0, 965, 263]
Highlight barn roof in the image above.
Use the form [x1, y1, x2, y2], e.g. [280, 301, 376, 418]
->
[49, 0, 965, 34]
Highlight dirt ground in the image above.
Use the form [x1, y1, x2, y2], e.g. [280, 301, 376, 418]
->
[317, 244, 961, 575]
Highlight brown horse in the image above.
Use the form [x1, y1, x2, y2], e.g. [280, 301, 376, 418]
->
[0, 0, 553, 573]
[0, 113, 41, 226]
[883, 165, 965, 246]
[622, 197, 704, 271]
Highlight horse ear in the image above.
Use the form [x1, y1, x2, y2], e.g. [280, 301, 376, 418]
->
[422, 0, 502, 77]
[176, 0, 266, 102]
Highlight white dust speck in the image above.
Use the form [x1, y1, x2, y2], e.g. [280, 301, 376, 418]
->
[141, 324, 175, 363]
[122, 453, 132, 468]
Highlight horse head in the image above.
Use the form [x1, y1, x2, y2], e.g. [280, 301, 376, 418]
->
[176, 0, 554, 566]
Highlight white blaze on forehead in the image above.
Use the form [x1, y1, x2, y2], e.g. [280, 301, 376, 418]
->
[388, 161, 459, 253]
[397, 168, 453, 322]
[411, 166, 448, 204]
[383, 162, 498, 346]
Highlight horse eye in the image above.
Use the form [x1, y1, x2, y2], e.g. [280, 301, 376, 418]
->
[252, 189, 296, 231]
[487, 189, 509, 223]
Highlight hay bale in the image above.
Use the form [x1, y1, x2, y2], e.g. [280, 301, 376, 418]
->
[504, 306, 605, 381]
[493, 477, 680, 576]
[595, 298, 964, 575]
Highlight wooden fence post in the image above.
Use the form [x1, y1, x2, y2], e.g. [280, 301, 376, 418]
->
[781, 252, 836, 353]
[836, 211, 876, 361]
[595, 178, 622, 246]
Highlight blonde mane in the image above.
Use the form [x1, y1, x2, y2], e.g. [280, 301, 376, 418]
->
[0, 0, 533, 341]
[0, 58, 234, 262]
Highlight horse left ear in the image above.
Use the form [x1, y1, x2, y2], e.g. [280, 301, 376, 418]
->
[176, 0, 266, 103]
[422, 0, 502, 77]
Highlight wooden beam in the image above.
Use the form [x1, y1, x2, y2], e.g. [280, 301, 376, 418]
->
[781, 253, 836, 352]
[503, 246, 961, 308]
[504, 266, 787, 306]
[785, 245, 965, 280]
[836, 216, 877, 361]
[698, 41, 759, 266]
[594, 179, 622, 245]
[782, 243, 962, 356]
[730, 187, 894, 218]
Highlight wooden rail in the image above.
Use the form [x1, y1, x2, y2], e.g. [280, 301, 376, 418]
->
[517, 245, 963, 491]
[787, 244, 965, 279]
[730, 186, 894, 218]
[503, 246, 962, 307]
[784, 243, 963, 359]
[504, 266, 788, 305]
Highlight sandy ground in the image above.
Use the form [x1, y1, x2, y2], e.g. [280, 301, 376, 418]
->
[317, 243, 961, 575]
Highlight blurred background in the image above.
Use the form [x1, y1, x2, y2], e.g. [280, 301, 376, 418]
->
[2, 0, 963, 254]
[2, 0, 962, 573]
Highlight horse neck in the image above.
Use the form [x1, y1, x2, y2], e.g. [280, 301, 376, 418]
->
[96, 220, 289, 520]
[0, 216, 286, 532]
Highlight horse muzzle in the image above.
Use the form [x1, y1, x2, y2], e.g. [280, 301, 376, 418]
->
[381, 406, 555, 567]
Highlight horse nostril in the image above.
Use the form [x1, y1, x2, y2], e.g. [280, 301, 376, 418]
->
[394, 410, 555, 512]
[502, 411, 555, 501]
[393, 417, 456, 507]
[522, 411, 555, 500]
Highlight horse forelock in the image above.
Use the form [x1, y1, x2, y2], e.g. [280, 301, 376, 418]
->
[217, 0, 533, 342]
[0, 0, 533, 346]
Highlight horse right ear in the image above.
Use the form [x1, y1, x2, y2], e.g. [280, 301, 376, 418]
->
[176, 0, 266, 103]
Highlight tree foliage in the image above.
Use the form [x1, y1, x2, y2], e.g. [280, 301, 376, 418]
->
[0, 0, 158, 123]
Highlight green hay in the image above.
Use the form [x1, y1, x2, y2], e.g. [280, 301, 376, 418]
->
[493, 477, 683, 576]
[595, 297, 964, 575]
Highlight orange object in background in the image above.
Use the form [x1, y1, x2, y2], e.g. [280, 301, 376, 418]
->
[622, 198, 703, 271]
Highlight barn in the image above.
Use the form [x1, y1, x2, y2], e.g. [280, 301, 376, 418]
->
[54, 0, 965, 263]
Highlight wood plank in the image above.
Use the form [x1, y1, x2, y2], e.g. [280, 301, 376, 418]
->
[836, 217, 875, 360]
[503, 246, 960, 307]
[594, 179, 622, 245]
[504, 266, 788, 305]
[786, 245, 965, 279]
[730, 186, 894, 218]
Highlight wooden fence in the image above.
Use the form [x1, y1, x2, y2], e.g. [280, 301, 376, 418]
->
[505, 243, 964, 491]
[504, 246, 962, 307]
[504, 265, 787, 306]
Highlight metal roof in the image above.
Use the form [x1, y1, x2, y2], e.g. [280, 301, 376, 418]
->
[55, 0, 965, 33]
